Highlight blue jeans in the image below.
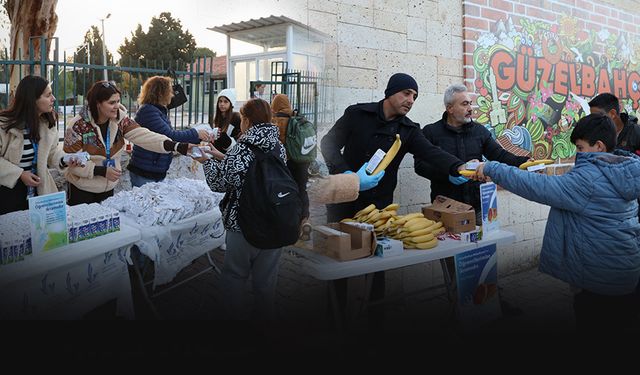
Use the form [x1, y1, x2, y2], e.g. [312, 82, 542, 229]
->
[129, 171, 164, 188]
[221, 230, 283, 319]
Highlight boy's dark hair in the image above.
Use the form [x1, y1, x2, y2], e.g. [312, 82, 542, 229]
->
[588, 93, 620, 114]
[570, 113, 616, 152]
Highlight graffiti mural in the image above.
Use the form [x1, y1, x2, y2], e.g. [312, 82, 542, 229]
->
[471, 15, 640, 160]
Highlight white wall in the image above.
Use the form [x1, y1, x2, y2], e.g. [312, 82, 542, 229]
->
[307, 0, 547, 276]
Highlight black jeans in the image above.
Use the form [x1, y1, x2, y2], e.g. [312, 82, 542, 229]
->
[287, 161, 310, 219]
[0, 179, 29, 215]
[68, 183, 114, 206]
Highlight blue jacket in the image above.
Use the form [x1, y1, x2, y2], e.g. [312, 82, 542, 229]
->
[129, 104, 200, 176]
[484, 151, 640, 295]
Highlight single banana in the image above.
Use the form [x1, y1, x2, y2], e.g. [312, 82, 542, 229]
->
[459, 170, 476, 177]
[410, 233, 435, 243]
[354, 204, 376, 218]
[340, 218, 356, 223]
[371, 134, 402, 175]
[394, 213, 424, 225]
[404, 227, 432, 237]
[414, 237, 439, 249]
[403, 220, 433, 233]
[403, 217, 433, 228]
[518, 159, 554, 170]
[383, 203, 400, 211]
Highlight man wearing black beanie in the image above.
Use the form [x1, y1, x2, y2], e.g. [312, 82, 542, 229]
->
[321, 72, 466, 221]
[320, 73, 466, 327]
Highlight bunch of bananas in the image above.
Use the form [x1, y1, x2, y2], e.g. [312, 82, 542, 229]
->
[340, 203, 444, 250]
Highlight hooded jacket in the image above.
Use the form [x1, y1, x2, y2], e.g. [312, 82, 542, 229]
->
[202, 123, 286, 231]
[64, 106, 172, 193]
[128, 103, 200, 178]
[483, 150, 640, 295]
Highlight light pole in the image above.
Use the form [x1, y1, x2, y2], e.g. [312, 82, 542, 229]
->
[100, 13, 111, 81]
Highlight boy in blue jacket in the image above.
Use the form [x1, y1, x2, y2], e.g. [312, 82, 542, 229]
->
[474, 113, 640, 332]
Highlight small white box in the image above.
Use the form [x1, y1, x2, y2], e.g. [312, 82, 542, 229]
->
[366, 149, 386, 174]
[526, 163, 547, 172]
[375, 237, 403, 257]
[465, 161, 480, 170]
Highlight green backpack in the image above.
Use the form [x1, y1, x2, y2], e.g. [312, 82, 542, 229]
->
[281, 112, 317, 163]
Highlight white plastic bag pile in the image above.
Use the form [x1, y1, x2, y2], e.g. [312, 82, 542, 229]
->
[101, 178, 224, 226]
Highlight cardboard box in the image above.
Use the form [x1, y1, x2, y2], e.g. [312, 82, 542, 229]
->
[374, 237, 404, 258]
[312, 222, 376, 261]
[422, 195, 476, 234]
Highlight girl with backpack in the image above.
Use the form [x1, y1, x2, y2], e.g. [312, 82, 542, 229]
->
[271, 94, 313, 241]
[196, 98, 296, 319]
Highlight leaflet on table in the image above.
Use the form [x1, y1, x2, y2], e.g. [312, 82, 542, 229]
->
[28, 191, 68, 253]
[479, 182, 499, 235]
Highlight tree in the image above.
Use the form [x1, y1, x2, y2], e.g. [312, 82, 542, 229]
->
[194, 47, 216, 58]
[118, 12, 196, 70]
[4, 0, 58, 96]
[75, 25, 112, 67]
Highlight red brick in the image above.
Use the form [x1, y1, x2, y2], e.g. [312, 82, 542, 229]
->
[590, 13, 607, 25]
[551, 2, 572, 15]
[489, 0, 513, 12]
[465, 4, 481, 17]
[464, 53, 474, 67]
[610, 9, 618, 18]
[466, 0, 488, 5]
[526, 6, 557, 22]
[521, 0, 543, 6]
[572, 8, 589, 20]
[464, 16, 490, 31]
[515, 4, 525, 14]
[620, 12, 633, 23]
[593, 5, 610, 16]
[623, 22, 636, 33]
[463, 29, 480, 41]
[482, 8, 508, 22]
[585, 22, 601, 32]
[464, 41, 477, 54]
[575, 0, 593, 12]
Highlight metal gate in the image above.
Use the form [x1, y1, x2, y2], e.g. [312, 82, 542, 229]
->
[0, 36, 217, 134]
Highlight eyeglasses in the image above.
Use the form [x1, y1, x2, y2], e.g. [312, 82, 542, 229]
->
[100, 81, 116, 89]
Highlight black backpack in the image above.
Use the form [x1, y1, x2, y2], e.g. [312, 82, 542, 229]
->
[238, 144, 303, 249]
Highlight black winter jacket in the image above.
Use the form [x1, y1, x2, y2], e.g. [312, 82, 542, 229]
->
[414, 112, 529, 211]
[617, 113, 640, 155]
[321, 101, 464, 217]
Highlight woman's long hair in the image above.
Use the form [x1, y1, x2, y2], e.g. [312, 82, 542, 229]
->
[0, 75, 56, 143]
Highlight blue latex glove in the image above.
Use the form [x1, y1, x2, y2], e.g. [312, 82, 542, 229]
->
[356, 162, 385, 191]
[449, 174, 470, 185]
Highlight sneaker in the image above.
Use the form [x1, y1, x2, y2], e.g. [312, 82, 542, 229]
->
[219, 243, 226, 251]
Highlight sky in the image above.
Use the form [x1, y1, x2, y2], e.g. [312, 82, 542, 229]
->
[42, 0, 306, 59]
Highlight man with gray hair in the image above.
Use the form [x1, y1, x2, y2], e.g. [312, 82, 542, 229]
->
[414, 83, 530, 316]
[415, 83, 529, 217]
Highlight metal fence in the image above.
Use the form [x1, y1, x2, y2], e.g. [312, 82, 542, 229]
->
[0, 36, 218, 135]
[0, 37, 326, 135]
[249, 61, 327, 126]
